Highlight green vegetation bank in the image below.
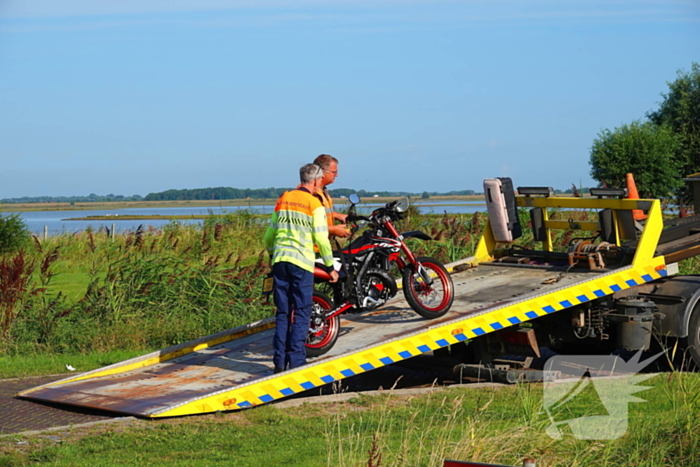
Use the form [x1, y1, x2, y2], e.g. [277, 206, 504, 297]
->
[590, 63, 700, 202]
[0, 208, 482, 368]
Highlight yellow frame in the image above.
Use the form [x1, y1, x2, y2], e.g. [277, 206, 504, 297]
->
[475, 196, 663, 268]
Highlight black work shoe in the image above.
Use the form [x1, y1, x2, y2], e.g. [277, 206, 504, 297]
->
[273, 367, 285, 374]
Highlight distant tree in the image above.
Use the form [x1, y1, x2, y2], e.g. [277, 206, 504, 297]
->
[647, 62, 700, 199]
[421, 191, 430, 199]
[589, 120, 681, 199]
[443, 190, 475, 196]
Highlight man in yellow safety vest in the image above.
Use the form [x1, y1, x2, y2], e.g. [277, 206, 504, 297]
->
[264, 163, 339, 373]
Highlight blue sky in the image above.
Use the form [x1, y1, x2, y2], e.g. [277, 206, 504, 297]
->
[0, 1, 698, 198]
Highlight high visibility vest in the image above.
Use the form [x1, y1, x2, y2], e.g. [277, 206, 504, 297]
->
[263, 188, 334, 272]
[315, 188, 335, 230]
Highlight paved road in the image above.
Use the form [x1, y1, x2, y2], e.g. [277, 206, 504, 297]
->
[0, 375, 113, 435]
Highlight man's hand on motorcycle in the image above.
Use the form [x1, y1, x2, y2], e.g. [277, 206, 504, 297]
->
[330, 224, 352, 238]
[329, 270, 340, 283]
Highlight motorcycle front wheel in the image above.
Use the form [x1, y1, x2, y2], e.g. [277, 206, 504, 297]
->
[305, 292, 340, 358]
[402, 256, 454, 319]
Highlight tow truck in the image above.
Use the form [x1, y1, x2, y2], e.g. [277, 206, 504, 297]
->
[18, 176, 700, 418]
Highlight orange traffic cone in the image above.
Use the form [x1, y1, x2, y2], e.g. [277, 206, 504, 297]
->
[625, 173, 647, 221]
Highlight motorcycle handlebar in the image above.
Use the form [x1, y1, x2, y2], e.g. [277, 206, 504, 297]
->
[346, 214, 371, 223]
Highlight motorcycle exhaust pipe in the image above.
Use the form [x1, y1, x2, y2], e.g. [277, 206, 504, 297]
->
[362, 296, 384, 309]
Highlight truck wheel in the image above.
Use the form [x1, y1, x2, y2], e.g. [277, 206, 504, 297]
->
[686, 307, 700, 370]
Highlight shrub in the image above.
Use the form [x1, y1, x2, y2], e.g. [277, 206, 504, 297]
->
[0, 214, 31, 254]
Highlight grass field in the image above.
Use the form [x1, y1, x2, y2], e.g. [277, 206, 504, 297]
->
[0, 350, 149, 379]
[1, 372, 699, 466]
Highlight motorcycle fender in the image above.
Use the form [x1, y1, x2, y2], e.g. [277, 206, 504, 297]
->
[313, 266, 333, 281]
[401, 230, 432, 241]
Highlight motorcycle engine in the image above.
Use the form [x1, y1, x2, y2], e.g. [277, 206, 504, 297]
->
[360, 269, 398, 310]
[368, 283, 383, 300]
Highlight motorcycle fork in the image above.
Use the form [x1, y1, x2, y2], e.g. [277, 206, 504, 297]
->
[384, 220, 434, 286]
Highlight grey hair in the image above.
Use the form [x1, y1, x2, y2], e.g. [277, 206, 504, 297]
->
[299, 163, 324, 184]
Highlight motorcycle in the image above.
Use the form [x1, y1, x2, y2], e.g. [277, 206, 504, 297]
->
[306, 194, 455, 357]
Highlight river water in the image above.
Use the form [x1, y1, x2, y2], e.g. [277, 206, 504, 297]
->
[4, 200, 487, 236]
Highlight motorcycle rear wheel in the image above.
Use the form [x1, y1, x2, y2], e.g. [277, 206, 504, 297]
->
[402, 256, 454, 319]
[305, 292, 340, 358]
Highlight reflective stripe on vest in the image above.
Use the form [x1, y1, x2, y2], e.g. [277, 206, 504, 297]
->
[265, 189, 333, 272]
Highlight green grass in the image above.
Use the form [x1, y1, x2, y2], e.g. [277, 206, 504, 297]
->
[0, 349, 151, 379]
[46, 269, 92, 303]
[1, 373, 699, 466]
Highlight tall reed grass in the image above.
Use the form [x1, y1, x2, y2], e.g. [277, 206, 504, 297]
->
[0, 212, 272, 356]
[2, 208, 699, 359]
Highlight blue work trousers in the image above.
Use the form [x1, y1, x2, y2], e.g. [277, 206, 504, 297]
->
[272, 261, 314, 370]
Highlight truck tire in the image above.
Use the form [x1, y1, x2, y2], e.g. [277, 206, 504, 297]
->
[686, 306, 700, 370]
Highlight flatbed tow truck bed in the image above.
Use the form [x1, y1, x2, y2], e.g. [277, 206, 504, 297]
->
[18, 191, 689, 418]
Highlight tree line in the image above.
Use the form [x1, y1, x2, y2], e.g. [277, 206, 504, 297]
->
[143, 187, 287, 201]
[2, 186, 595, 205]
[0, 193, 144, 204]
[589, 63, 700, 201]
[144, 187, 478, 201]
[0, 188, 481, 204]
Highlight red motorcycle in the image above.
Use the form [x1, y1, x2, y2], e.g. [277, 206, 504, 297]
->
[306, 195, 455, 357]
